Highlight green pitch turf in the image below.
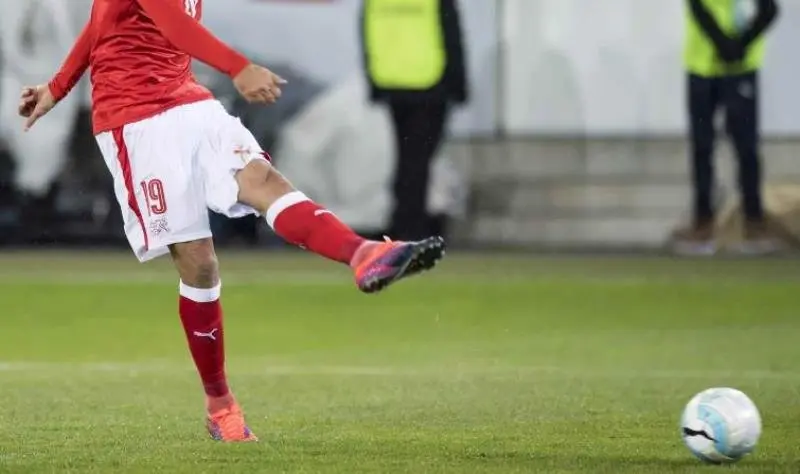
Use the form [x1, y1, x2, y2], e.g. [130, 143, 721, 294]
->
[0, 251, 798, 473]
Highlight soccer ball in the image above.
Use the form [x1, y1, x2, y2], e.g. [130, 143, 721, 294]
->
[680, 387, 762, 464]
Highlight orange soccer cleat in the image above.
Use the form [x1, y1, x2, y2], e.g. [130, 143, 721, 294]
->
[206, 401, 258, 442]
[354, 236, 446, 294]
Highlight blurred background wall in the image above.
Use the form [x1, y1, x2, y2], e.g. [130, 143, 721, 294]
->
[1, 0, 798, 251]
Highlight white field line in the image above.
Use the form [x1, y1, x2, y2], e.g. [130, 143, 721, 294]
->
[0, 271, 344, 285]
[0, 361, 798, 380]
[0, 270, 793, 286]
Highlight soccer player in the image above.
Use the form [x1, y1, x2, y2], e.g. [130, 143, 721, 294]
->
[17, 0, 445, 442]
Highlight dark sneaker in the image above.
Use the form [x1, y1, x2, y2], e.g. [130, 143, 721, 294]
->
[671, 222, 716, 256]
[733, 221, 783, 255]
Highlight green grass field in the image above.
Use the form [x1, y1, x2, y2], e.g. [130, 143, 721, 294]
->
[0, 251, 798, 473]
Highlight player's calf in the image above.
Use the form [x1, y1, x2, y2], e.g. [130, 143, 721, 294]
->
[169, 239, 255, 440]
[171, 239, 229, 398]
[236, 160, 365, 265]
[170, 240, 229, 398]
[234, 160, 446, 292]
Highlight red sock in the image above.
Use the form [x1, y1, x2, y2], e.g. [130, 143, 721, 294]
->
[266, 191, 366, 265]
[178, 281, 229, 398]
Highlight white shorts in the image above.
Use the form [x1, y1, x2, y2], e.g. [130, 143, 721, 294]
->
[95, 100, 267, 262]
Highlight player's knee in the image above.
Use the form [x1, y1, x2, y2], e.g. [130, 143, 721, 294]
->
[170, 240, 219, 288]
[192, 255, 219, 288]
[236, 159, 294, 214]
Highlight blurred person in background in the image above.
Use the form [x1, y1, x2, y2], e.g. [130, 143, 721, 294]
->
[360, 0, 468, 242]
[0, 0, 80, 234]
[672, 0, 780, 255]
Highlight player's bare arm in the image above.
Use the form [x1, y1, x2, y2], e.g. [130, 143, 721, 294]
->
[20, 21, 93, 131]
[136, 0, 286, 104]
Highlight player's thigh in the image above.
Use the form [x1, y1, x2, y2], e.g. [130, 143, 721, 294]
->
[195, 101, 290, 216]
[94, 119, 210, 260]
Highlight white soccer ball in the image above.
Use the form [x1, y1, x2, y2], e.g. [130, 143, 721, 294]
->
[680, 387, 762, 464]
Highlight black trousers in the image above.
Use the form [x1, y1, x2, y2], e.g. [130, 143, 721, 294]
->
[387, 100, 449, 241]
[688, 72, 763, 223]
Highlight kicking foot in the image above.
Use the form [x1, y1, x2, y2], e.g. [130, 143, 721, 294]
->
[353, 236, 446, 294]
[206, 400, 258, 442]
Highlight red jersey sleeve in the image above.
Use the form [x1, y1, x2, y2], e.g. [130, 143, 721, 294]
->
[48, 21, 93, 101]
[136, 0, 250, 78]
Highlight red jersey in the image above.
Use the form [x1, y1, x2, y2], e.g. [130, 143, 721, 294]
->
[48, 0, 250, 134]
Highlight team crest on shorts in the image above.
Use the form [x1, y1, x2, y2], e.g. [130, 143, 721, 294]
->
[149, 216, 171, 236]
[233, 145, 253, 163]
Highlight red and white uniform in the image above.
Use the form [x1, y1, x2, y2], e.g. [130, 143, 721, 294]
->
[49, 0, 267, 262]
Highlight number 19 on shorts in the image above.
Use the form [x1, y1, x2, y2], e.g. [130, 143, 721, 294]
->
[141, 178, 167, 216]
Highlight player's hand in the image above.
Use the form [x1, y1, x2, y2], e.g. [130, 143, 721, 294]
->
[19, 85, 57, 131]
[233, 64, 286, 105]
